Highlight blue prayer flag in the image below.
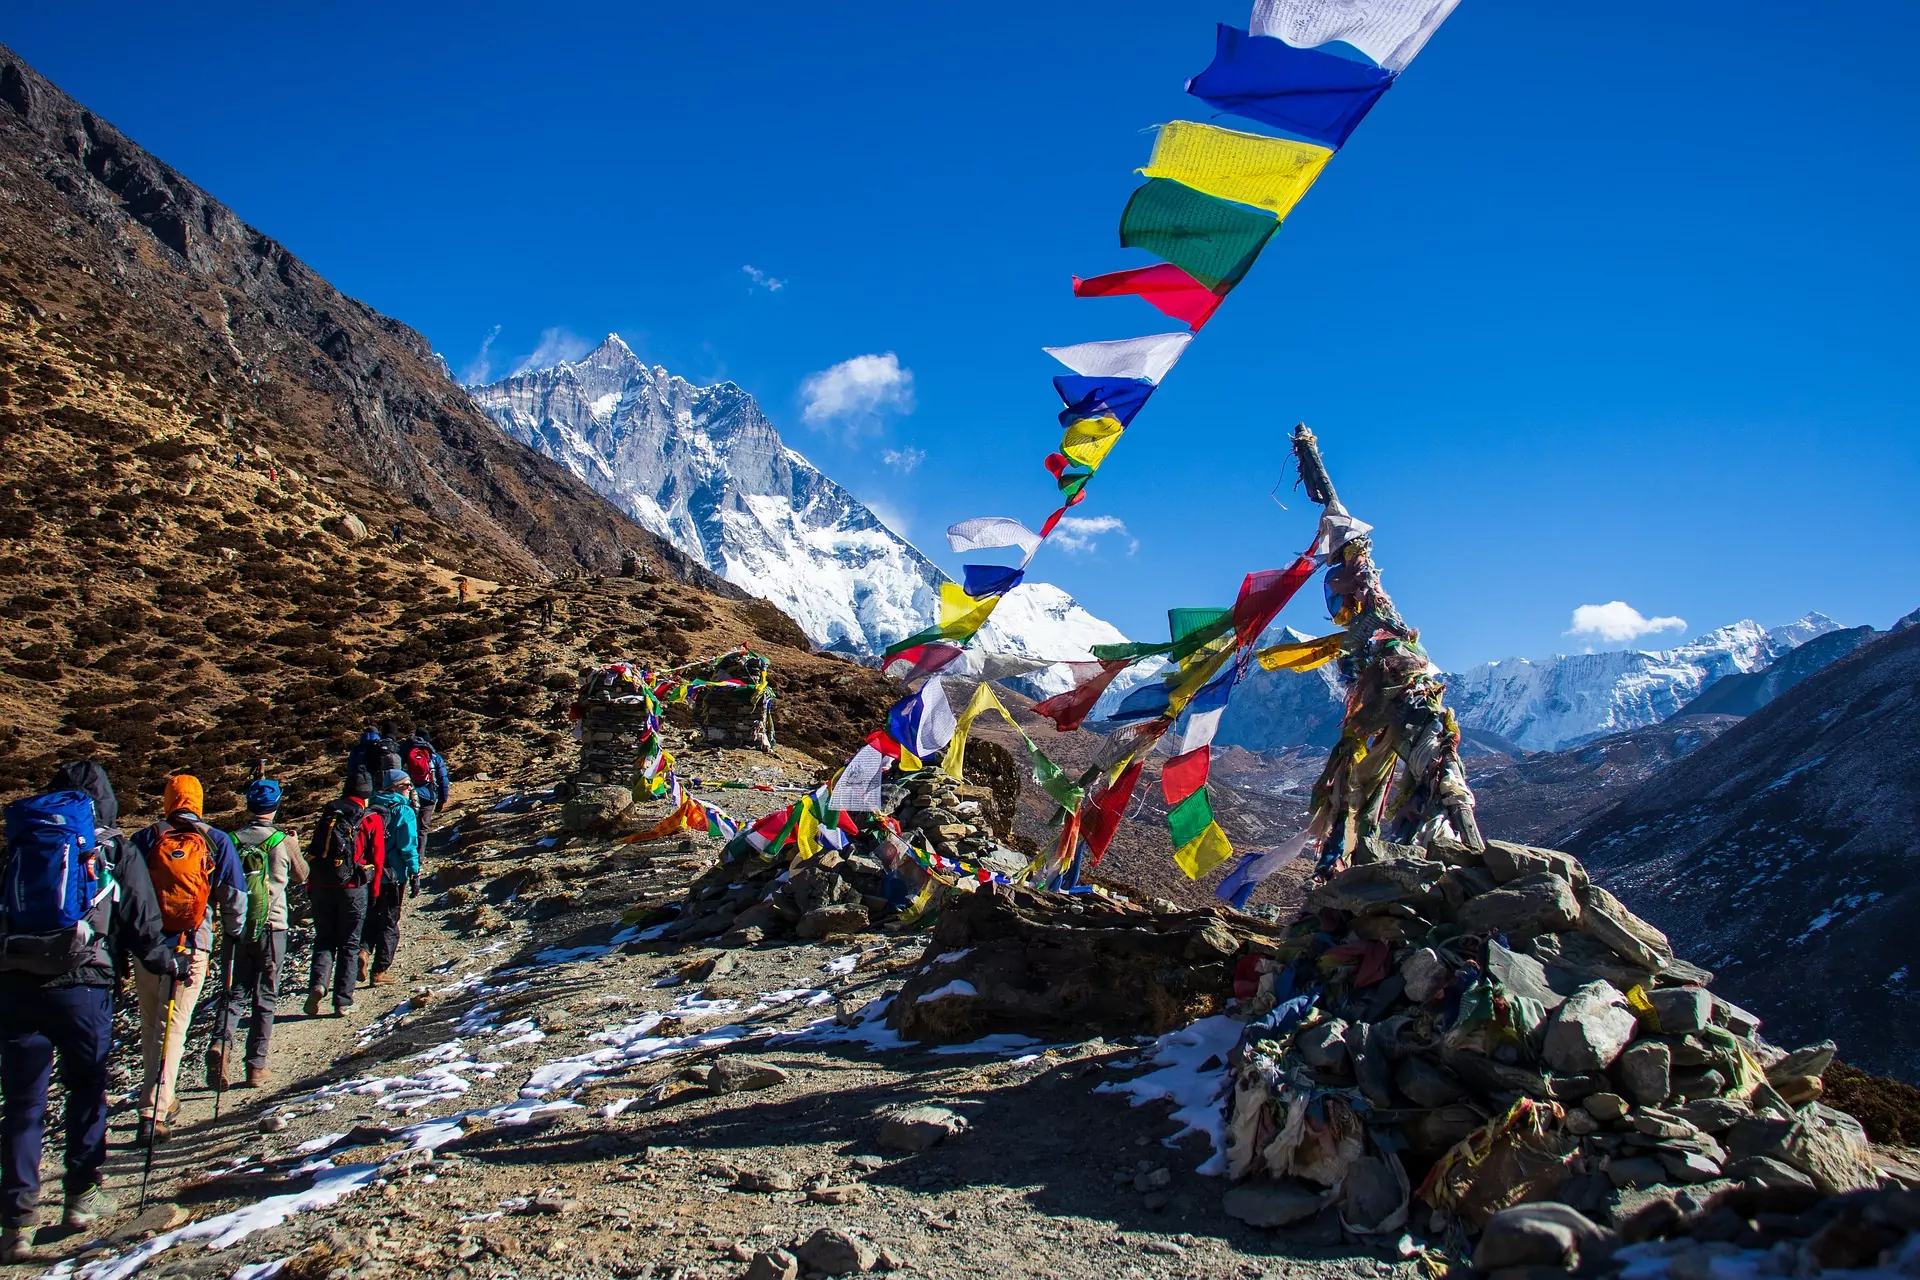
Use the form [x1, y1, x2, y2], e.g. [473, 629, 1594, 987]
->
[1053, 375, 1155, 430]
[1187, 25, 1393, 151]
[1104, 682, 1173, 724]
[961, 564, 1025, 599]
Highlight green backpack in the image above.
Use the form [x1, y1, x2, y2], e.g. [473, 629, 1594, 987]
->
[232, 829, 283, 942]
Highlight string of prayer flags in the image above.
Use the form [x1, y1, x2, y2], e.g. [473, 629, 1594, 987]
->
[885, 582, 1002, 659]
[1250, 0, 1460, 72]
[1256, 631, 1346, 672]
[1120, 178, 1278, 291]
[941, 683, 1085, 813]
[1059, 415, 1126, 469]
[1186, 25, 1395, 150]
[883, 641, 965, 683]
[1072, 263, 1225, 331]
[947, 516, 1043, 560]
[960, 563, 1025, 598]
[1030, 658, 1134, 732]
[1079, 760, 1144, 867]
[1141, 121, 1333, 221]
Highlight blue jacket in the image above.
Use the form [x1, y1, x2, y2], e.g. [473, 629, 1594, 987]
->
[402, 738, 450, 806]
[371, 790, 421, 884]
[130, 817, 247, 953]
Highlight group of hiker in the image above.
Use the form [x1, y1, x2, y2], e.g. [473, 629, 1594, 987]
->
[0, 725, 449, 1258]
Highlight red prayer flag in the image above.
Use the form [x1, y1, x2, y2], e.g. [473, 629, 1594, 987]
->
[1081, 760, 1145, 867]
[1072, 263, 1225, 331]
[1233, 553, 1318, 647]
[1031, 659, 1133, 732]
[865, 730, 904, 760]
[1160, 746, 1212, 807]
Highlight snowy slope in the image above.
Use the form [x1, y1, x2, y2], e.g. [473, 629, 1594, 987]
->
[466, 335, 1120, 672]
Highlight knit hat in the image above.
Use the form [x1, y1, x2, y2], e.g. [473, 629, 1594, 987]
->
[163, 774, 204, 819]
[378, 767, 407, 791]
[345, 770, 375, 799]
[246, 778, 283, 814]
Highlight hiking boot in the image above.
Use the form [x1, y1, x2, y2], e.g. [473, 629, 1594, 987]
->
[164, 1098, 182, 1124]
[63, 1185, 116, 1228]
[333, 1000, 353, 1018]
[206, 1044, 228, 1092]
[245, 1066, 272, 1089]
[357, 951, 370, 983]
[304, 991, 323, 1018]
[369, 971, 396, 987]
[0, 1225, 31, 1264]
[135, 1116, 171, 1144]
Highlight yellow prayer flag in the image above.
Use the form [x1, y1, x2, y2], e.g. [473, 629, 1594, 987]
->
[1173, 820, 1235, 880]
[794, 803, 821, 862]
[1256, 632, 1346, 673]
[1061, 416, 1124, 470]
[941, 681, 1003, 780]
[1142, 121, 1333, 219]
[938, 582, 1001, 634]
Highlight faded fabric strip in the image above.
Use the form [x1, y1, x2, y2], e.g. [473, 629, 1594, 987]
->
[829, 744, 889, 813]
[1120, 178, 1278, 291]
[1214, 830, 1315, 907]
[1031, 658, 1133, 732]
[1141, 121, 1333, 220]
[1250, 0, 1461, 72]
[1186, 25, 1393, 150]
[947, 517, 1043, 559]
[1043, 332, 1193, 383]
[1072, 263, 1225, 330]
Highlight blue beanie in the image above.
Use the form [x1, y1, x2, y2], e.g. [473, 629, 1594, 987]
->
[246, 778, 283, 813]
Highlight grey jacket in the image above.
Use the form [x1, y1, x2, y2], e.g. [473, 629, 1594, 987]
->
[230, 821, 308, 931]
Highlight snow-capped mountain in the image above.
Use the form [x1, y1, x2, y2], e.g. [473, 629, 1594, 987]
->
[466, 335, 1121, 684]
[1214, 614, 1846, 755]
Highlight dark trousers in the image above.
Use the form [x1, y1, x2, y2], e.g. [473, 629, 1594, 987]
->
[213, 931, 286, 1069]
[360, 878, 404, 975]
[308, 885, 368, 1009]
[0, 981, 111, 1226]
[414, 795, 437, 837]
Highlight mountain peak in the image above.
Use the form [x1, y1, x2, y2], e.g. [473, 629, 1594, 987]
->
[580, 332, 638, 368]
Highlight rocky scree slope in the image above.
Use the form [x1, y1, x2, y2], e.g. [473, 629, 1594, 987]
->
[1568, 622, 1920, 1081]
[0, 43, 703, 582]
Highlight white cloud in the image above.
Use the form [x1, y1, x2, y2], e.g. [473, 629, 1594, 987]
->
[860, 493, 912, 539]
[1566, 601, 1687, 644]
[742, 264, 786, 292]
[460, 324, 502, 386]
[800, 353, 915, 432]
[1052, 515, 1137, 556]
[514, 328, 590, 374]
[882, 447, 925, 473]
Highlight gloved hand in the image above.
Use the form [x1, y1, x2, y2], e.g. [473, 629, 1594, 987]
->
[179, 952, 199, 986]
[409, 876, 419, 899]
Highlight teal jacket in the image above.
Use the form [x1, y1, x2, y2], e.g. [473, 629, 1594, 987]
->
[371, 789, 421, 884]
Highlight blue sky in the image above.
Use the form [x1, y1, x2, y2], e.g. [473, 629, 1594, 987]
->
[11, 2, 1917, 668]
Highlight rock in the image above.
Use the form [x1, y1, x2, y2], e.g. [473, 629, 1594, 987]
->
[1394, 1055, 1469, 1108]
[1455, 871, 1580, 937]
[878, 1105, 968, 1153]
[1711, 998, 1762, 1037]
[743, 1247, 800, 1280]
[1773, 1074, 1823, 1106]
[1577, 884, 1673, 972]
[1473, 1203, 1615, 1272]
[1221, 1181, 1328, 1227]
[332, 511, 369, 542]
[107, 1204, 188, 1243]
[1340, 1156, 1405, 1232]
[1606, 1156, 1667, 1189]
[1400, 948, 1450, 1003]
[1671, 1097, 1749, 1134]
[1648, 987, 1712, 1035]
[561, 784, 633, 834]
[1303, 858, 1446, 915]
[1487, 940, 1568, 1011]
[1778, 1102, 1879, 1194]
[807, 1185, 866, 1205]
[708, 1058, 790, 1094]
[1295, 1018, 1350, 1072]
[796, 904, 872, 939]
[1616, 1040, 1672, 1106]
[1721, 1155, 1816, 1192]
[1627, 1109, 1694, 1139]
[259, 1112, 289, 1133]
[1566, 1110, 1599, 1135]
[1655, 1149, 1723, 1184]
[1584, 1092, 1630, 1122]
[735, 1169, 797, 1193]
[1669, 1068, 1727, 1102]
[1767, 1040, 1837, 1083]
[1483, 841, 1586, 889]
[795, 1227, 878, 1275]
[1542, 982, 1639, 1073]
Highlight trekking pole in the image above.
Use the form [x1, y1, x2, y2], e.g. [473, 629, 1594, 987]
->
[211, 939, 237, 1121]
[139, 965, 180, 1212]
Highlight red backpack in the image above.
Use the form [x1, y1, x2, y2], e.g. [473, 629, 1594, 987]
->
[403, 743, 434, 787]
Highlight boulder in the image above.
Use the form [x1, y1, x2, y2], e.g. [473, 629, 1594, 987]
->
[878, 1105, 968, 1153]
[1577, 883, 1673, 972]
[1303, 858, 1446, 915]
[1473, 1203, 1615, 1272]
[1221, 1181, 1328, 1227]
[1606, 1156, 1667, 1189]
[1648, 987, 1713, 1035]
[1615, 1040, 1672, 1106]
[708, 1058, 790, 1094]
[795, 1228, 878, 1275]
[1671, 1097, 1749, 1134]
[1484, 841, 1587, 889]
[1721, 1155, 1816, 1192]
[560, 784, 634, 834]
[1766, 1040, 1837, 1083]
[743, 1249, 799, 1280]
[1455, 872, 1580, 938]
[1400, 948, 1451, 1003]
[1583, 1092, 1630, 1122]
[1526, 930, 1657, 991]
[1487, 940, 1569, 1011]
[796, 904, 872, 939]
[1542, 982, 1639, 1073]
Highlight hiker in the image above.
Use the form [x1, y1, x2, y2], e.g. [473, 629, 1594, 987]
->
[401, 729, 450, 836]
[208, 779, 307, 1092]
[345, 725, 400, 785]
[455, 575, 469, 603]
[128, 775, 246, 1144]
[359, 773, 420, 987]
[305, 771, 384, 1018]
[0, 763, 179, 1261]
[537, 593, 556, 625]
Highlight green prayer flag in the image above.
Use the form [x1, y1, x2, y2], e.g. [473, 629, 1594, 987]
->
[1092, 640, 1173, 661]
[1027, 741, 1085, 812]
[1168, 607, 1234, 662]
[1120, 178, 1278, 291]
[1167, 788, 1215, 850]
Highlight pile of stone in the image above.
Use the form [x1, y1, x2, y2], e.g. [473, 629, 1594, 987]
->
[879, 772, 1014, 873]
[1205, 835, 1898, 1240]
[692, 651, 774, 751]
[658, 843, 896, 947]
[574, 665, 657, 787]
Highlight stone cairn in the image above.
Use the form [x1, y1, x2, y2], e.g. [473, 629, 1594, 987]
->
[1206, 834, 1888, 1243]
[880, 772, 1013, 875]
[692, 650, 774, 751]
[574, 664, 656, 788]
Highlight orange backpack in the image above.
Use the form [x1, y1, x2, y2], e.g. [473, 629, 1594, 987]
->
[150, 823, 214, 936]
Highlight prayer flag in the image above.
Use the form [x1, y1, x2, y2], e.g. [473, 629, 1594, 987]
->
[1167, 788, 1217, 852]
[1105, 680, 1173, 724]
[1080, 760, 1144, 866]
[1161, 746, 1211, 807]
[942, 682, 1084, 812]
[1181, 706, 1227, 754]
[961, 564, 1025, 598]
[883, 641, 966, 683]
[830, 744, 889, 813]
[1092, 639, 1173, 661]
[1174, 820, 1235, 881]
[1031, 658, 1133, 732]
[1233, 554, 1319, 645]
[1141, 121, 1332, 220]
[1054, 375, 1156, 430]
[948, 516, 1043, 559]
[1250, 0, 1460, 72]
[1186, 25, 1394, 150]
[889, 675, 958, 759]
[1256, 631, 1346, 672]
[1072, 263, 1224, 330]
[1060, 416, 1125, 469]
[1121, 178, 1277, 291]
[1213, 831, 1313, 907]
[1043, 332, 1193, 384]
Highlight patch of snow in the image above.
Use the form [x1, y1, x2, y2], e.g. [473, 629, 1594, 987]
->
[931, 948, 973, 965]
[825, 954, 859, 976]
[1093, 1014, 1244, 1176]
[782, 998, 905, 1053]
[914, 980, 978, 1004]
[293, 1132, 346, 1155]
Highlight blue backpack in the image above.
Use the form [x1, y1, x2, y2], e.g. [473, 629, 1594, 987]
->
[1, 790, 116, 974]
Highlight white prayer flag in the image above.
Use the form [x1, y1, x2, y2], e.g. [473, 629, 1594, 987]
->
[905, 676, 959, 757]
[947, 517, 1043, 558]
[1250, 0, 1460, 72]
[1180, 705, 1227, 755]
[1042, 332, 1193, 384]
[828, 745, 888, 813]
